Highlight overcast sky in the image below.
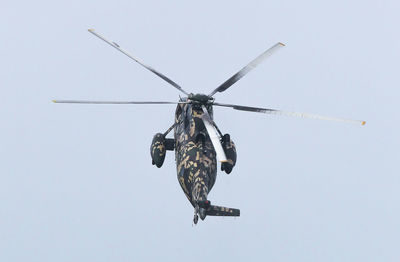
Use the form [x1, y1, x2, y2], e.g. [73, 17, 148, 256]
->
[1, 0, 399, 261]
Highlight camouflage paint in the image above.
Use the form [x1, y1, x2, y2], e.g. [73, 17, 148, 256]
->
[173, 100, 239, 222]
[221, 134, 237, 174]
[174, 101, 217, 206]
[150, 133, 166, 168]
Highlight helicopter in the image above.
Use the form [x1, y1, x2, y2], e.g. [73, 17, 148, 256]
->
[53, 29, 366, 224]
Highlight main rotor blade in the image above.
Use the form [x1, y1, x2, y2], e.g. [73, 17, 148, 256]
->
[213, 102, 366, 125]
[52, 100, 188, 105]
[208, 42, 285, 97]
[88, 29, 189, 96]
[201, 105, 228, 163]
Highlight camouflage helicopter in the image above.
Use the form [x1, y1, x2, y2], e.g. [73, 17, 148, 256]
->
[54, 29, 366, 224]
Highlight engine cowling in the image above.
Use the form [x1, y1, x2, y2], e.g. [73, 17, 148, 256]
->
[150, 133, 166, 168]
[221, 134, 237, 174]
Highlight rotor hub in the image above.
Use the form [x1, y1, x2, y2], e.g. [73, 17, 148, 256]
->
[188, 93, 214, 105]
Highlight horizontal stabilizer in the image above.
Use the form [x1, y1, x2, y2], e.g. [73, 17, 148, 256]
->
[206, 204, 240, 217]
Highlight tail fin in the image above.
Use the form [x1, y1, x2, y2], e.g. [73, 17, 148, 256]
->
[206, 204, 240, 217]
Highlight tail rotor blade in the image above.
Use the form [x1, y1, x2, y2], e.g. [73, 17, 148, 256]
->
[88, 29, 189, 96]
[213, 102, 366, 125]
[208, 42, 285, 97]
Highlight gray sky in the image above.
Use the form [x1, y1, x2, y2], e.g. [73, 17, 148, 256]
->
[1, 0, 399, 261]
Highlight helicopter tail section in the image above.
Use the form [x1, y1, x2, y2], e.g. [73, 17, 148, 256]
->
[193, 200, 240, 224]
[206, 204, 240, 217]
[197, 200, 240, 217]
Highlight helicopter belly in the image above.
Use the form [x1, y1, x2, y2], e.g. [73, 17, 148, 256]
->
[175, 138, 217, 206]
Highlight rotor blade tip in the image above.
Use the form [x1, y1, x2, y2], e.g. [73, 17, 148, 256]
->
[52, 100, 56, 103]
[88, 28, 94, 32]
[279, 42, 285, 46]
[362, 121, 366, 126]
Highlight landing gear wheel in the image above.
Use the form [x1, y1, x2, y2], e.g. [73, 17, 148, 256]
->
[193, 214, 199, 225]
[193, 205, 199, 225]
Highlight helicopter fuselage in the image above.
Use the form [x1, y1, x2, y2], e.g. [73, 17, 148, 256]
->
[174, 101, 217, 207]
